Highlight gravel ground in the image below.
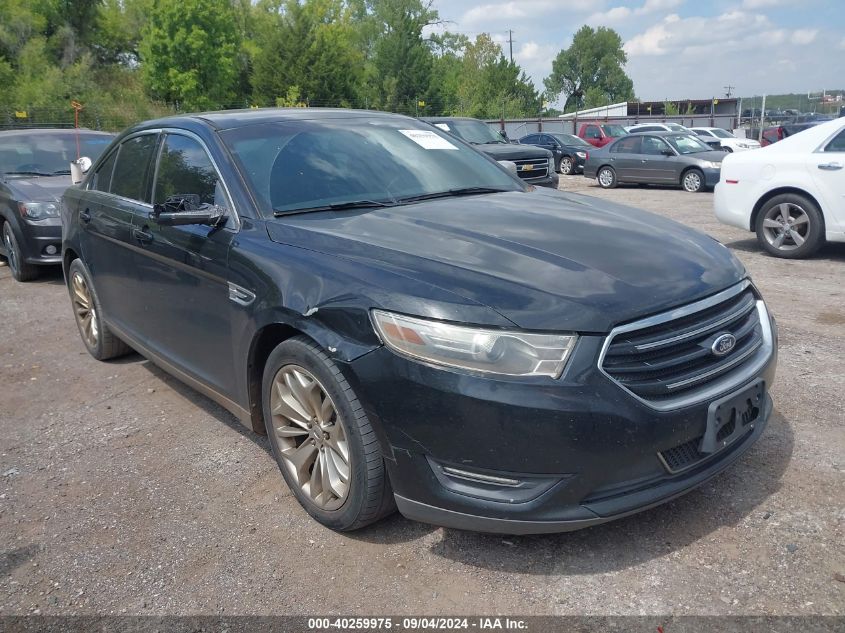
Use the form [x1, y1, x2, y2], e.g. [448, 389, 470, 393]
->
[0, 176, 843, 617]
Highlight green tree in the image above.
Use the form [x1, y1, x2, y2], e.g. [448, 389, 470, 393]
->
[544, 25, 634, 112]
[139, 0, 241, 110]
[251, 0, 364, 107]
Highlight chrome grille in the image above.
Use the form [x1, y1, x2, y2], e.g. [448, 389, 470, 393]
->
[512, 158, 550, 180]
[600, 283, 770, 408]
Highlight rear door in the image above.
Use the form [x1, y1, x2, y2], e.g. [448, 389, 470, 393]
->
[129, 131, 239, 398]
[638, 135, 678, 183]
[79, 132, 159, 335]
[809, 127, 845, 232]
[607, 136, 641, 181]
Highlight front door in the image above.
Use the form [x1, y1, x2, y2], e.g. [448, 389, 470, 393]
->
[638, 136, 678, 183]
[130, 132, 239, 399]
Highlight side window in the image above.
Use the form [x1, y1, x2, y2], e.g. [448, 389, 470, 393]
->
[641, 136, 672, 155]
[584, 126, 601, 139]
[696, 130, 713, 137]
[824, 130, 845, 152]
[522, 135, 538, 144]
[542, 135, 556, 145]
[154, 134, 227, 209]
[92, 148, 118, 192]
[111, 135, 158, 202]
[611, 136, 641, 153]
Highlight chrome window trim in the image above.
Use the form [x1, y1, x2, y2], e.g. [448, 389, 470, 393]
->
[597, 280, 774, 412]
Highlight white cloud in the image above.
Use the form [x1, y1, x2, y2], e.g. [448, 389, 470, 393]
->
[741, 0, 784, 8]
[586, 6, 631, 24]
[791, 29, 818, 45]
[587, 0, 682, 24]
[460, 0, 600, 26]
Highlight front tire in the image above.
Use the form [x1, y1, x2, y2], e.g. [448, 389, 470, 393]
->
[560, 156, 574, 175]
[2, 222, 38, 282]
[755, 194, 824, 259]
[681, 168, 705, 193]
[67, 259, 132, 360]
[597, 166, 617, 189]
[262, 336, 395, 531]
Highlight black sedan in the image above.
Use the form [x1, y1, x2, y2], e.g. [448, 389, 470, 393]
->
[518, 132, 592, 175]
[62, 108, 776, 534]
[583, 132, 726, 192]
[0, 128, 114, 281]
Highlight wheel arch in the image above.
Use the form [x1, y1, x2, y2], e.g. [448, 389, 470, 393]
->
[750, 187, 826, 233]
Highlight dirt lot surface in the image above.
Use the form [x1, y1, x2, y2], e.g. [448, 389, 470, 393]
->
[1, 176, 843, 617]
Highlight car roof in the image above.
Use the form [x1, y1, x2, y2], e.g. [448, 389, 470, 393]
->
[133, 107, 415, 132]
[627, 131, 691, 137]
[0, 128, 113, 137]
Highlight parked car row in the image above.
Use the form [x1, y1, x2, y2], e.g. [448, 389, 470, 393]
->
[2, 109, 779, 536]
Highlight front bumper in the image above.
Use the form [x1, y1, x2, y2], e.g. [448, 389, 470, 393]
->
[703, 167, 722, 188]
[525, 171, 559, 189]
[17, 219, 62, 265]
[346, 314, 777, 534]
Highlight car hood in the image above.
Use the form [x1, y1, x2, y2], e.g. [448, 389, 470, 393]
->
[2, 175, 71, 202]
[475, 143, 551, 160]
[266, 188, 745, 332]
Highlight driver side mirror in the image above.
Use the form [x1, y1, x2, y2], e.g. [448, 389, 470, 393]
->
[661, 149, 674, 157]
[151, 194, 227, 227]
[69, 156, 92, 185]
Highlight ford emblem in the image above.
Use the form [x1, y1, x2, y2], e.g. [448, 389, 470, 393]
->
[711, 333, 737, 357]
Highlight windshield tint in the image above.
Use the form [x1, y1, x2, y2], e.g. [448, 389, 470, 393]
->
[220, 118, 522, 215]
[667, 134, 712, 154]
[551, 133, 590, 147]
[0, 132, 113, 175]
[441, 120, 506, 144]
[601, 125, 627, 137]
[709, 129, 733, 138]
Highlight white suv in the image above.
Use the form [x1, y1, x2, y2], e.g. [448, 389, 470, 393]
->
[626, 123, 690, 133]
[714, 117, 845, 258]
[691, 127, 760, 153]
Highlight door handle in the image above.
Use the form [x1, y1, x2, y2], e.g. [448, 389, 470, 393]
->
[133, 227, 153, 244]
[79, 209, 91, 223]
[641, 159, 647, 163]
[817, 162, 843, 171]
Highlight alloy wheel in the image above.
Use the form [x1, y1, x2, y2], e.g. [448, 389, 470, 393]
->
[561, 157, 573, 175]
[270, 365, 350, 511]
[598, 168, 614, 187]
[71, 271, 99, 349]
[761, 202, 810, 252]
[3, 225, 20, 276]
[683, 171, 702, 192]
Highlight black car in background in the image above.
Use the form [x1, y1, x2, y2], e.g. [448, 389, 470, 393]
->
[62, 108, 776, 534]
[422, 117, 558, 188]
[0, 128, 114, 280]
[518, 132, 592, 175]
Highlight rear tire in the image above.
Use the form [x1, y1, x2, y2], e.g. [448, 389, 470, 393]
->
[262, 336, 395, 531]
[681, 168, 705, 193]
[67, 259, 132, 360]
[597, 166, 617, 189]
[754, 193, 824, 259]
[2, 222, 38, 282]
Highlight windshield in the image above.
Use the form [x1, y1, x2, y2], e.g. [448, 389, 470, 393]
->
[220, 118, 522, 215]
[600, 124, 627, 137]
[0, 132, 113, 176]
[667, 134, 712, 154]
[551, 133, 590, 147]
[438, 120, 507, 144]
[709, 129, 734, 139]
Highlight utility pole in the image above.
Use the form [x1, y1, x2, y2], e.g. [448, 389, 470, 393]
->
[724, 85, 735, 98]
[507, 30, 514, 64]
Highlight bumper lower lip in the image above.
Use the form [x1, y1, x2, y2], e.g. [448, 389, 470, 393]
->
[394, 394, 772, 534]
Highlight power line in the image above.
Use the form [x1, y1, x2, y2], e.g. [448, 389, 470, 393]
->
[724, 85, 735, 98]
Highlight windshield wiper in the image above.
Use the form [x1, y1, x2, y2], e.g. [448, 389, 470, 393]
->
[3, 170, 53, 177]
[397, 186, 513, 204]
[51, 169, 72, 175]
[274, 198, 395, 217]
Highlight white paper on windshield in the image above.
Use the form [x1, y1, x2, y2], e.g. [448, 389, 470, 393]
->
[433, 123, 450, 131]
[399, 129, 459, 150]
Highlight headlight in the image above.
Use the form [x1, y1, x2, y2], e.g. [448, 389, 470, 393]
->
[371, 310, 577, 378]
[19, 201, 60, 220]
[575, 151, 587, 158]
[704, 161, 722, 169]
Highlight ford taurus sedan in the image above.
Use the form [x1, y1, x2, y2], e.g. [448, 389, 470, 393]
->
[1, 128, 114, 281]
[62, 109, 777, 533]
[584, 132, 726, 192]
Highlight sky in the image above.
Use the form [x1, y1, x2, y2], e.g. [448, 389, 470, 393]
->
[425, 0, 845, 104]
